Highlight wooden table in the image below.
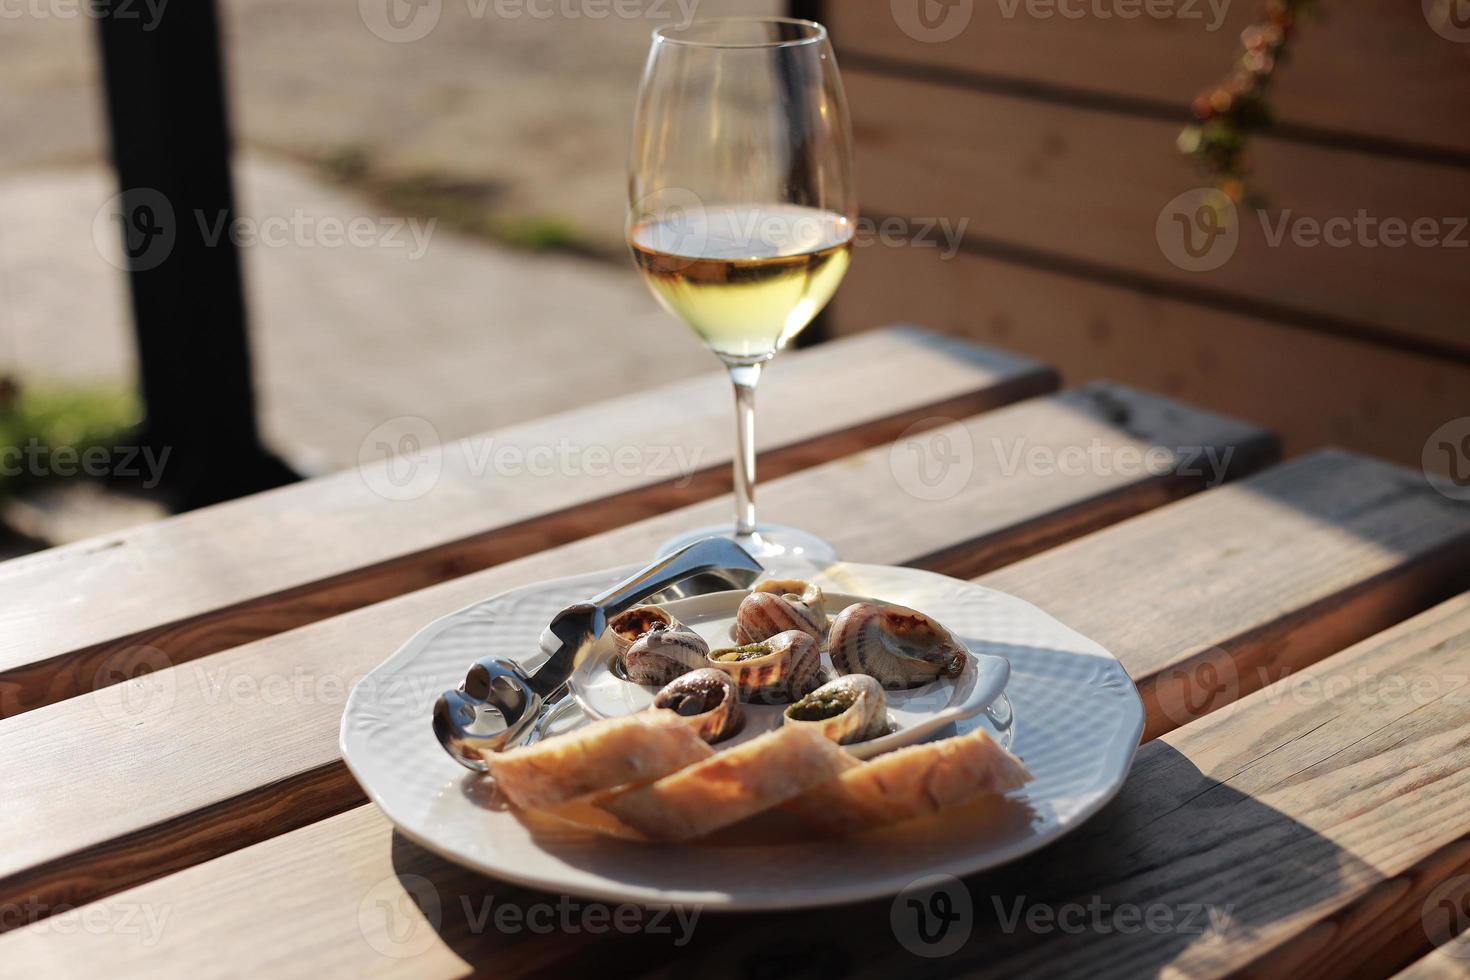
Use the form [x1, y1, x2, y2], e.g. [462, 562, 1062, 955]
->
[3, 325, 1469, 978]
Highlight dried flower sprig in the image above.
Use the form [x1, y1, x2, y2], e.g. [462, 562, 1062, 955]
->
[1178, 0, 1316, 205]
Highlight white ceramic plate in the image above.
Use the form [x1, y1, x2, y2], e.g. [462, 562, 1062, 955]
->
[569, 589, 1014, 760]
[341, 559, 1145, 910]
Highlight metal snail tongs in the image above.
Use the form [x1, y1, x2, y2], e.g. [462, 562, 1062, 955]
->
[433, 537, 764, 770]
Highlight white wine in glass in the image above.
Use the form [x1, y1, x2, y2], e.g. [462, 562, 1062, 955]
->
[627, 18, 857, 560]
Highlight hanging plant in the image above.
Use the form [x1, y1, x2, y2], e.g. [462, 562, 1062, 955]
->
[1178, 0, 1317, 207]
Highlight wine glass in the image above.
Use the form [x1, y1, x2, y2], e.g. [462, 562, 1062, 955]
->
[627, 17, 856, 561]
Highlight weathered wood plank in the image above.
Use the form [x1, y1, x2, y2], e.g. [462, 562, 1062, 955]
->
[0, 385, 1273, 919]
[0, 327, 1054, 718]
[5, 462, 1468, 978]
[842, 70, 1470, 357]
[829, 238, 1470, 470]
[828, 0, 1470, 158]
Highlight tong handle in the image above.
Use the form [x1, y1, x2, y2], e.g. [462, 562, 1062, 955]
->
[531, 537, 763, 695]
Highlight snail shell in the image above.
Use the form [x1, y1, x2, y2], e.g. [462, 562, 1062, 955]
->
[784, 674, 889, 745]
[608, 605, 677, 658]
[734, 579, 827, 645]
[653, 668, 744, 744]
[828, 602, 967, 689]
[708, 629, 823, 704]
[620, 622, 709, 687]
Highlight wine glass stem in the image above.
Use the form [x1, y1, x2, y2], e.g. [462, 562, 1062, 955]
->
[728, 361, 762, 537]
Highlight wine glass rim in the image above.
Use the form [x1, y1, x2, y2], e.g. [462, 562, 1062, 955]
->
[652, 17, 827, 50]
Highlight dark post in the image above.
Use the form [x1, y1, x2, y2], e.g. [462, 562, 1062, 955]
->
[95, 0, 296, 509]
[789, 0, 832, 349]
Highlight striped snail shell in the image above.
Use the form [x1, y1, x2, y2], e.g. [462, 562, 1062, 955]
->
[734, 579, 827, 645]
[783, 674, 889, 745]
[652, 668, 743, 744]
[828, 602, 967, 689]
[708, 629, 823, 705]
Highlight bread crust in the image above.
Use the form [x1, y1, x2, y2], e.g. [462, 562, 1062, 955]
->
[784, 729, 1030, 833]
[599, 725, 858, 841]
[481, 708, 713, 811]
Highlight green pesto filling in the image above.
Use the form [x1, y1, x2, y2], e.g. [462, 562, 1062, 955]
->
[786, 688, 856, 721]
[711, 643, 772, 663]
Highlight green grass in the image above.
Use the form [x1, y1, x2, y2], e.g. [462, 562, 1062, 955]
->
[0, 380, 141, 500]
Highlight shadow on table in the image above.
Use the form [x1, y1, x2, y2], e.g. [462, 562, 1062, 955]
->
[387, 741, 1372, 976]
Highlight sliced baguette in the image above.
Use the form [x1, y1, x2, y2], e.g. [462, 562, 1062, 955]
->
[481, 708, 713, 811]
[599, 725, 858, 841]
[785, 728, 1031, 834]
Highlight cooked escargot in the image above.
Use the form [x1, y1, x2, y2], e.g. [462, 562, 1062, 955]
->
[784, 674, 889, 745]
[653, 668, 743, 744]
[608, 606, 676, 658]
[828, 602, 967, 688]
[609, 606, 708, 686]
[708, 629, 823, 704]
[622, 624, 708, 687]
[734, 579, 826, 645]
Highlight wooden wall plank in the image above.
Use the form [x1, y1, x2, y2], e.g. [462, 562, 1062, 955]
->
[828, 0, 1470, 158]
[0, 327, 1053, 718]
[842, 70, 1470, 356]
[829, 241, 1470, 469]
[5, 454, 1468, 977]
[0, 385, 1273, 920]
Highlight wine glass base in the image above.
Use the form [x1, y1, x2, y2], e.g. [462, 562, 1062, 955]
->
[655, 525, 838, 563]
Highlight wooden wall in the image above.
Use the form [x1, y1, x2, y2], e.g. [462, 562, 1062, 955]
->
[814, 0, 1470, 468]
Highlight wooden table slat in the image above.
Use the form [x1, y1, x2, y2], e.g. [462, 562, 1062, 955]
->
[0, 326, 1055, 718]
[0, 383, 1274, 921]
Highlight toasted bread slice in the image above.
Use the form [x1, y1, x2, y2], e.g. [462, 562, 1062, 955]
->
[599, 725, 858, 841]
[785, 728, 1030, 833]
[481, 708, 712, 811]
